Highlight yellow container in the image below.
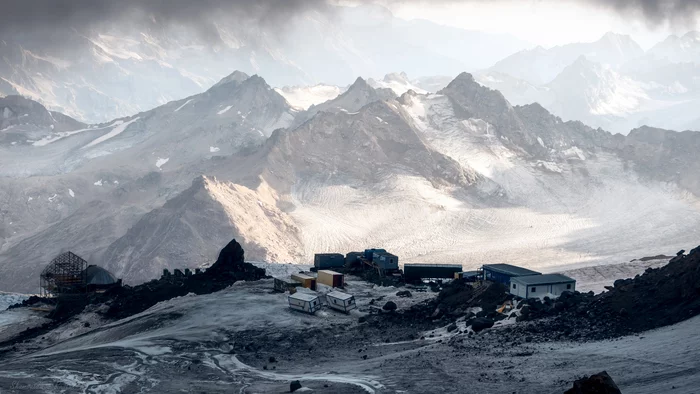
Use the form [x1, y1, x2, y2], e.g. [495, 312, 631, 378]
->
[291, 273, 317, 290]
[317, 270, 344, 288]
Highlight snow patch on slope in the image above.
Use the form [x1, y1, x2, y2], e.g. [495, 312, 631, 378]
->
[83, 117, 140, 149]
[217, 106, 233, 115]
[155, 158, 169, 169]
[174, 99, 193, 112]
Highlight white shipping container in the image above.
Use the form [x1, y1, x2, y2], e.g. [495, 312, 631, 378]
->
[288, 292, 322, 314]
[326, 291, 356, 313]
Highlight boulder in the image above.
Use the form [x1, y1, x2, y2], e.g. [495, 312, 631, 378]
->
[207, 239, 246, 275]
[396, 290, 412, 298]
[470, 317, 494, 332]
[290, 380, 302, 392]
[564, 371, 621, 394]
[383, 301, 398, 311]
[447, 323, 458, 332]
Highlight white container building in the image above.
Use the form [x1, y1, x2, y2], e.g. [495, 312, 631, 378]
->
[326, 291, 356, 313]
[288, 292, 322, 314]
[510, 274, 576, 299]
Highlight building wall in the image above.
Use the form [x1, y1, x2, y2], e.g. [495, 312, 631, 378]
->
[373, 253, 399, 270]
[511, 281, 576, 298]
[550, 282, 575, 296]
[510, 281, 528, 298]
[483, 268, 514, 285]
[404, 265, 462, 280]
[314, 254, 345, 269]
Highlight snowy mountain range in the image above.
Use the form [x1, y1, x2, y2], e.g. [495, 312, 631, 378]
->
[477, 32, 700, 134]
[2, 70, 700, 292]
[0, 4, 528, 124]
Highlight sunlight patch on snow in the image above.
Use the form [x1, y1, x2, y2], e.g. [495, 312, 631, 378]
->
[275, 85, 341, 110]
[68, 189, 75, 198]
[562, 146, 586, 160]
[263, 111, 295, 134]
[94, 180, 103, 186]
[535, 161, 564, 173]
[209, 146, 220, 153]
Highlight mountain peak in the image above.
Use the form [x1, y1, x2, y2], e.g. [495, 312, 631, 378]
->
[596, 32, 643, 53]
[445, 72, 477, 88]
[349, 76, 370, 90]
[213, 70, 250, 89]
[383, 72, 410, 83]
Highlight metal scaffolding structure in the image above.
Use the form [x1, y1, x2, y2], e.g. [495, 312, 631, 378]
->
[40, 252, 88, 297]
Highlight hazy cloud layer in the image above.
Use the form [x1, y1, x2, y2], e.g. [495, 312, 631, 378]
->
[0, 0, 698, 35]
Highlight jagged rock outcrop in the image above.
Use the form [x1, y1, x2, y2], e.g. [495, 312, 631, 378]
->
[104, 238, 266, 319]
[564, 371, 622, 394]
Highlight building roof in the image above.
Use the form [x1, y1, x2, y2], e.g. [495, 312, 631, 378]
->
[291, 273, 314, 280]
[318, 270, 342, 275]
[511, 273, 575, 285]
[327, 291, 354, 301]
[460, 271, 480, 277]
[404, 264, 463, 269]
[482, 264, 541, 277]
[289, 292, 318, 302]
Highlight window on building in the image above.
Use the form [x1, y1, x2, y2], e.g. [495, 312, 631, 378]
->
[567, 284, 572, 289]
[512, 283, 516, 289]
[531, 287, 537, 293]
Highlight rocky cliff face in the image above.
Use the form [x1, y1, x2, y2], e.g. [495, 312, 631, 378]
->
[100, 176, 302, 285]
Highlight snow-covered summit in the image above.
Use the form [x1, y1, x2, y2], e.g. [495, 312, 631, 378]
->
[368, 72, 428, 96]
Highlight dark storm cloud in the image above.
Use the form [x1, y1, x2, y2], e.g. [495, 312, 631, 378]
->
[586, 0, 700, 24]
[0, 0, 330, 35]
[0, 0, 697, 35]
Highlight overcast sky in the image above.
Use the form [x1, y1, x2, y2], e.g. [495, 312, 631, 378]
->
[385, 0, 698, 49]
[0, 0, 697, 50]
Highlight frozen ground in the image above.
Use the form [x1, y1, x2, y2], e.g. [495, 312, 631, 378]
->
[1, 275, 698, 393]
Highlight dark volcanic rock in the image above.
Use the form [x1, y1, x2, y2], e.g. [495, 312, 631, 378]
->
[564, 371, 622, 394]
[208, 239, 246, 274]
[290, 380, 302, 392]
[102, 239, 266, 319]
[396, 290, 412, 298]
[506, 246, 700, 341]
[383, 301, 398, 311]
[470, 318, 494, 332]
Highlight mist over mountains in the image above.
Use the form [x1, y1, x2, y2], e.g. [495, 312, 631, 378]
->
[0, 4, 528, 123]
